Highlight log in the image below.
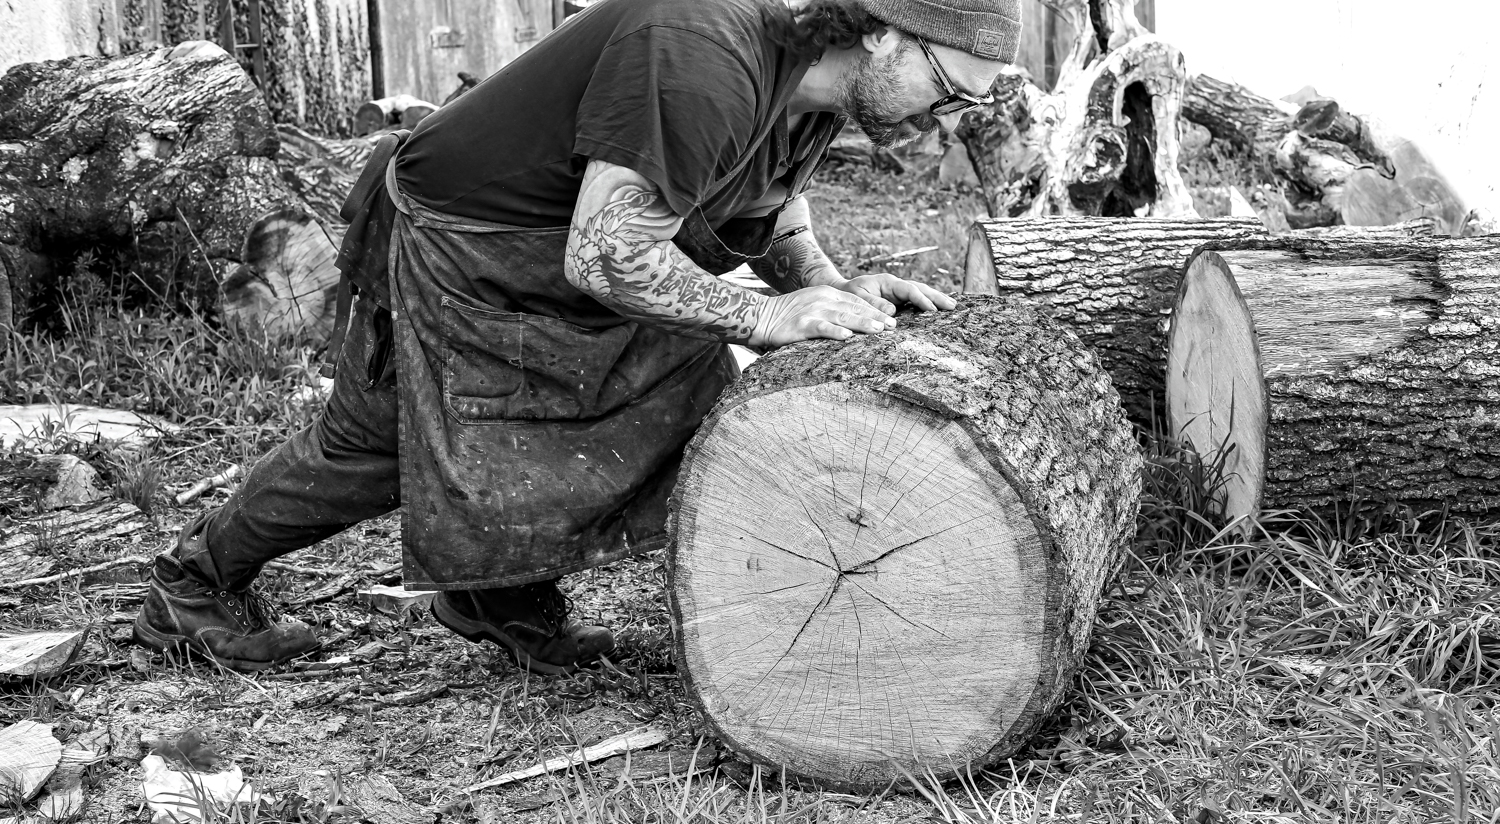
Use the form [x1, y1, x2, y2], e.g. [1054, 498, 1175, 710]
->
[1165, 237, 1500, 523]
[0, 42, 302, 334]
[353, 94, 439, 136]
[963, 217, 1267, 420]
[219, 208, 342, 341]
[0, 42, 357, 345]
[962, 218, 1443, 422]
[1179, 77, 1460, 233]
[1182, 74, 1292, 156]
[667, 296, 1142, 790]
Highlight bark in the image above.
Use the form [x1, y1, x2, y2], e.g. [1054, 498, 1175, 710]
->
[667, 296, 1141, 791]
[0, 42, 299, 335]
[955, 1, 1198, 220]
[964, 217, 1268, 421]
[0, 45, 366, 347]
[1166, 236, 1500, 522]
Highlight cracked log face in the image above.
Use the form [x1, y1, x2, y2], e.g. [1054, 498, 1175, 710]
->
[668, 297, 1142, 790]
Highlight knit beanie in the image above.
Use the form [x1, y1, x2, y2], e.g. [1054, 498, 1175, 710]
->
[855, 0, 1022, 62]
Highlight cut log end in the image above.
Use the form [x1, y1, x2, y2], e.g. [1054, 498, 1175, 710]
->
[1165, 251, 1268, 524]
[672, 381, 1051, 789]
[219, 208, 340, 342]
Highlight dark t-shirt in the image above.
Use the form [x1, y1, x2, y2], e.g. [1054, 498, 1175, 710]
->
[394, 0, 810, 228]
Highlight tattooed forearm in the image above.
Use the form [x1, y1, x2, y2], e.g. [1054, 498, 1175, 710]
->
[745, 196, 844, 295]
[748, 226, 844, 294]
[564, 161, 766, 343]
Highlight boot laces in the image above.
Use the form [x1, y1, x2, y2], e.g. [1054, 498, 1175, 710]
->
[523, 581, 572, 635]
[214, 587, 279, 629]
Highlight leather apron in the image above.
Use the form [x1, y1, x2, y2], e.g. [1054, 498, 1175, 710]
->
[385, 113, 839, 589]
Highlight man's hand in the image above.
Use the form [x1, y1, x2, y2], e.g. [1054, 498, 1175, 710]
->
[834, 273, 958, 315]
[749, 285, 896, 348]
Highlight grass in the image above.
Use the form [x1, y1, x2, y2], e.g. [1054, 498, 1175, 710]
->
[2, 152, 1499, 823]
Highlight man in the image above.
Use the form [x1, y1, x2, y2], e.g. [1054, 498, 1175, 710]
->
[132, 0, 1022, 674]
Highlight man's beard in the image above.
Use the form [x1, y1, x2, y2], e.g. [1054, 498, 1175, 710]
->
[835, 46, 939, 148]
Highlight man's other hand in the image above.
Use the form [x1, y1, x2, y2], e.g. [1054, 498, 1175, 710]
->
[749, 285, 897, 349]
[834, 273, 958, 315]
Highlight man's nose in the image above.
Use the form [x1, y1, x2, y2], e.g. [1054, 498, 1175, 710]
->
[936, 112, 964, 134]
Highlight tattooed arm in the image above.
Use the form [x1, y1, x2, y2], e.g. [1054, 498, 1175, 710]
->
[744, 194, 959, 316]
[564, 160, 893, 346]
[746, 196, 845, 294]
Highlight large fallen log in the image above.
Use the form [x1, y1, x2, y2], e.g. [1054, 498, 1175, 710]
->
[1165, 237, 1500, 523]
[963, 217, 1267, 420]
[1180, 76, 1468, 233]
[0, 44, 361, 348]
[963, 218, 1445, 422]
[667, 296, 1142, 791]
[0, 42, 296, 332]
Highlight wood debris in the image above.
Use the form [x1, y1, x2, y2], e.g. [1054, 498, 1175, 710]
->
[462, 726, 669, 793]
[358, 585, 438, 617]
[0, 720, 64, 805]
[0, 630, 88, 680]
[173, 464, 241, 506]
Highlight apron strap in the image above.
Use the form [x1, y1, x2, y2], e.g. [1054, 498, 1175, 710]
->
[323, 129, 412, 379]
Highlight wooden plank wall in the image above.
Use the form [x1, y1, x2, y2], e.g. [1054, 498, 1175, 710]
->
[115, 0, 370, 135]
[375, 0, 556, 108]
[1014, 0, 1155, 90]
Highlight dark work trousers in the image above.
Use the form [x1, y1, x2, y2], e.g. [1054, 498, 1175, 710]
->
[177, 292, 401, 591]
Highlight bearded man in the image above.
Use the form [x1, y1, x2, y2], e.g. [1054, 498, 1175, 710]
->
[132, 0, 1022, 674]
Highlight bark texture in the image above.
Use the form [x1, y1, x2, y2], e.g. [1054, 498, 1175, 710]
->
[0, 42, 296, 332]
[0, 46, 361, 345]
[964, 217, 1267, 420]
[1168, 237, 1500, 520]
[667, 296, 1142, 791]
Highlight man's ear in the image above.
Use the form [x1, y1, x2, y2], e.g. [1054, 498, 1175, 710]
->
[859, 25, 898, 57]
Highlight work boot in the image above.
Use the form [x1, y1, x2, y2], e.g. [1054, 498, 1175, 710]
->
[132, 553, 320, 672]
[432, 580, 615, 675]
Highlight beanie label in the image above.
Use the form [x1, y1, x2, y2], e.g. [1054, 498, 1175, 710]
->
[973, 29, 1004, 59]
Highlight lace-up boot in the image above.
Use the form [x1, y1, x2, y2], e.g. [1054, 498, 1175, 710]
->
[432, 579, 614, 675]
[133, 553, 320, 671]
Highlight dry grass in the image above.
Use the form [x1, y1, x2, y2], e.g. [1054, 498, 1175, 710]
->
[2, 154, 1498, 823]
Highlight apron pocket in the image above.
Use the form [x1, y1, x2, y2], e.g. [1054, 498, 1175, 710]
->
[439, 295, 634, 423]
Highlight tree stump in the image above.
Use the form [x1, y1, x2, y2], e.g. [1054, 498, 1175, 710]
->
[964, 217, 1267, 420]
[1166, 237, 1500, 523]
[954, 0, 1199, 219]
[667, 297, 1142, 790]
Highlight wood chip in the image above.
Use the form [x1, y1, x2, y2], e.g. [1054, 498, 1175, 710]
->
[0, 630, 87, 679]
[0, 720, 64, 804]
[462, 726, 669, 793]
[357, 585, 438, 617]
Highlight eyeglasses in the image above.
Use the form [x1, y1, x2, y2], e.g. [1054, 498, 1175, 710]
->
[915, 36, 995, 116]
